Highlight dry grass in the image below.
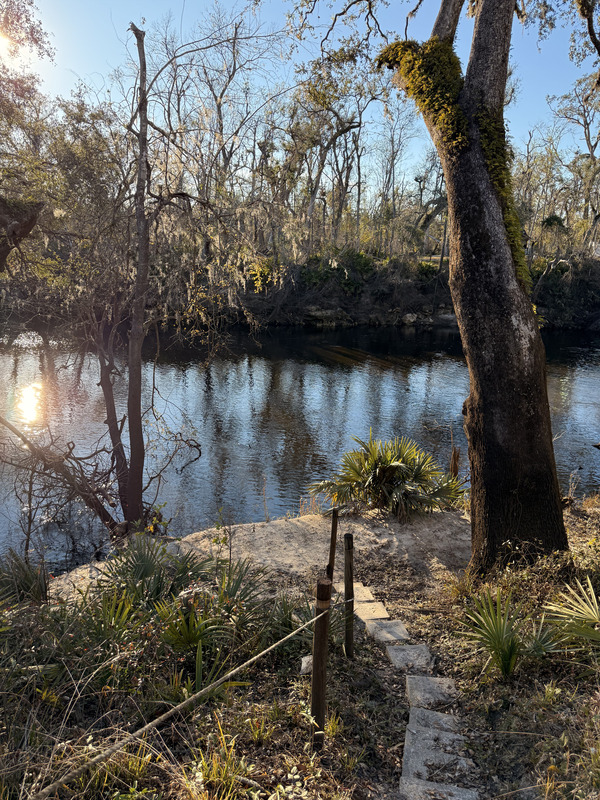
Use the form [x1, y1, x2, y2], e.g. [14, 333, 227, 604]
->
[0, 540, 407, 800]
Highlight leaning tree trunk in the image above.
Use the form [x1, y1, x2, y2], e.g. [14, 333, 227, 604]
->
[379, 0, 567, 573]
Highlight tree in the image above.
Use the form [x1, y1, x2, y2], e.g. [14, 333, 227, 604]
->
[0, 0, 52, 268]
[374, 1, 570, 572]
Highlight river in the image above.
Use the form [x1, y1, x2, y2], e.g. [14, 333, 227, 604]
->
[0, 326, 599, 566]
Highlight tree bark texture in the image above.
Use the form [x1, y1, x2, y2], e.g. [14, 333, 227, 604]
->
[446, 144, 567, 571]
[383, 0, 568, 572]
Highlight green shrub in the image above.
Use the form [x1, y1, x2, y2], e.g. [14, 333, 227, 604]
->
[461, 589, 567, 677]
[462, 588, 524, 676]
[545, 576, 600, 645]
[416, 260, 438, 282]
[0, 549, 48, 605]
[309, 430, 463, 520]
[98, 534, 215, 608]
[247, 256, 278, 292]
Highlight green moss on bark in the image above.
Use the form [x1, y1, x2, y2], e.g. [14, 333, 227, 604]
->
[477, 109, 531, 292]
[376, 38, 467, 155]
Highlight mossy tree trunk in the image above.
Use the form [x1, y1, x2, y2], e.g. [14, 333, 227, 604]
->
[380, 0, 568, 573]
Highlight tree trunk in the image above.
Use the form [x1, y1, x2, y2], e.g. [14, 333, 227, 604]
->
[128, 23, 151, 526]
[379, 0, 567, 573]
[445, 144, 567, 572]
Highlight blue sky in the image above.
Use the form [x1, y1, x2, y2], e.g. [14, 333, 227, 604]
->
[26, 0, 593, 151]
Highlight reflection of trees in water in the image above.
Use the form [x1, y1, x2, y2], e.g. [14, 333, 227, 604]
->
[1, 329, 599, 542]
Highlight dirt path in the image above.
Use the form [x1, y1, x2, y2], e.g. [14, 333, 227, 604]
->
[50, 509, 472, 599]
[178, 509, 472, 585]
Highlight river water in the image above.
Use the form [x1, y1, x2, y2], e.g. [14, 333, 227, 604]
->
[0, 326, 599, 564]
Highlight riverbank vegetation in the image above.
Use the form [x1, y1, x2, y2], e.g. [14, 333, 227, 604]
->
[309, 432, 464, 519]
[2, 497, 600, 798]
[1, 5, 600, 337]
[0, 532, 408, 799]
[404, 493, 600, 798]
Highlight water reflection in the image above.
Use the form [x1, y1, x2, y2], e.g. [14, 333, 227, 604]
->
[0, 327, 598, 558]
[16, 382, 43, 424]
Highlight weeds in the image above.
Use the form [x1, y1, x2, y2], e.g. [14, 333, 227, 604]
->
[0, 537, 396, 799]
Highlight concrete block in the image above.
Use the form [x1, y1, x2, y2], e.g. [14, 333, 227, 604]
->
[365, 618, 410, 643]
[409, 708, 460, 732]
[334, 582, 376, 601]
[402, 723, 474, 782]
[352, 584, 376, 602]
[398, 777, 479, 800]
[300, 655, 312, 675]
[405, 676, 458, 709]
[354, 601, 390, 621]
[387, 644, 433, 672]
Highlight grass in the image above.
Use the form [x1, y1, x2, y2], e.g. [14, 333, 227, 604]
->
[0, 533, 408, 799]
[5, 495, 598, 799]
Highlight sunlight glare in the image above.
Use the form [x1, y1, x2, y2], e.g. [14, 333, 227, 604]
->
[17, 382, 43, 424]
[0, 33, 13, 63]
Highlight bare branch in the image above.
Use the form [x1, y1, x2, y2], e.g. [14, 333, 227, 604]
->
[0, 415, 119, 534]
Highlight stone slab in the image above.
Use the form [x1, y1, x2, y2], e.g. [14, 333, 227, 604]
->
[365, 618, 410, 643]
[334, 582, 376, 602]
[387, 644, 433, 672]
[354, 601, 390, 621]
[402, 723, 474, 783]
[300, 655, 312, 675]
[409, 708, 460, 733]
[398, 777, 479, 800]
[405, 676, 458, 709]
[352, 584, 376, 602]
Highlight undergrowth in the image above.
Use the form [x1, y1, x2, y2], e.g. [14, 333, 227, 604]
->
[412, 494, 600, 799]
[0, 533, 407, 799]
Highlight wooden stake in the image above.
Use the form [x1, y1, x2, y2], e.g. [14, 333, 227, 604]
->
[311, 577, 332, 750]
[326, 507, 339, 580]
[344, 533, 354, 659]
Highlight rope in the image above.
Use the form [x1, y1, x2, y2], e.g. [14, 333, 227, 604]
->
[30, 599, 350, 800]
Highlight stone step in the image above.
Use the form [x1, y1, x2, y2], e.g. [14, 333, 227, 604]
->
[354, 600, 390, 621]
[398, 777, 479, 800]
[365, 618, 410, 643]
[387, 643, 433, 672]
[405, 675, 458, 709]
[402, 723, 475, 784]
[335, 582, 375, 602]
[409, 707, 460, 733]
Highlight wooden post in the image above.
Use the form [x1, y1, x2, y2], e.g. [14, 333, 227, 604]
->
[344, 533, 354, 659]
[326, 507, 339, 580]
[311, 577, 332, 750]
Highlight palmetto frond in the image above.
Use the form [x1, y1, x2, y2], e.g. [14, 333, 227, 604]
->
[309, 430, 464, 519]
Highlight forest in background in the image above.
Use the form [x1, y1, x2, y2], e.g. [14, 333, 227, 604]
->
[1, 3, 600, 340]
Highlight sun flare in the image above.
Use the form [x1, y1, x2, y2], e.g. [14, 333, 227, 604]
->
[0, 33, 13, 63]
[17, 382, 43, 424]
